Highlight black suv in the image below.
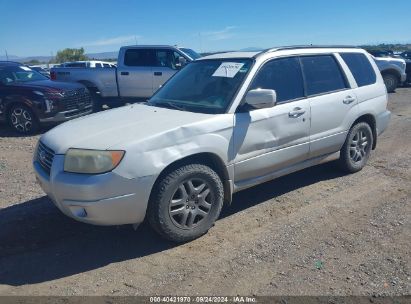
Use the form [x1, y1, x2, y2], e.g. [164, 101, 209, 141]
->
[0, 61, 93, 134]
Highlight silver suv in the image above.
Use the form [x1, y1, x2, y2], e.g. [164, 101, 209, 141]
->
[34, 46, 390, 242]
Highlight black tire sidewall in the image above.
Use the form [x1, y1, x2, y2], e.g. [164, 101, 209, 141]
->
[341, 122, 373, 173]
[149, 164, 224, 242]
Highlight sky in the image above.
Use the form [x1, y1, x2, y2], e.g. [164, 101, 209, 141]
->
[1, 0, 410, 57]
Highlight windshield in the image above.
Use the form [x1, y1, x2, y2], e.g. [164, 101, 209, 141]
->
[179, 48, 202, 60]
[0, 65, 48, 85]
[149, 59, 253, 114]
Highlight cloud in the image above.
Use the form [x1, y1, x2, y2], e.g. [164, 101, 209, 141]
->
[202, 26, 237, 41]
[78, 35, 142, 47]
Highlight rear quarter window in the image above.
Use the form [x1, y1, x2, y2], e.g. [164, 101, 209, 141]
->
[340, 53, 376, 87]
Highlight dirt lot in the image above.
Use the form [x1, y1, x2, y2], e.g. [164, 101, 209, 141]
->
[0, 89, 410, 297]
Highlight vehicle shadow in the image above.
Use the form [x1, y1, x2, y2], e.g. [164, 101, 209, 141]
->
[0, 122, 52, 138]
[0, 162, 345, 286]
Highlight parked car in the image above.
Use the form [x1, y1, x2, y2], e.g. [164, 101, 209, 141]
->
[29, 66, 50, 78]
[367, 50, 394, 58]
[50, 45, 201, 108]
[0, 61, 93, 134]
[58, 60, 116, 68]
[34, 46, 390, 242]
[398, 51, 411, 83]
[371, 54, 407, 92]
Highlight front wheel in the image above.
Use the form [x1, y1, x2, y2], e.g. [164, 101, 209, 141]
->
[7, 104, 39, 134]
[148, 164, 224, 242]
[382, 73, 399, 93]
[339, 122, 373, 173]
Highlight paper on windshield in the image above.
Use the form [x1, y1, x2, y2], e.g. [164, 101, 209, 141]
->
[212, 62, 244, 78]
[20, 66, 32, 71]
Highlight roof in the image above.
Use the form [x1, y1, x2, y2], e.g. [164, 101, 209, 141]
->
[200, 45, 361, 60]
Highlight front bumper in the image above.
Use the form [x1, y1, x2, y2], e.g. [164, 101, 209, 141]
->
[33, 154, 155, 226]
[376, 110, 391, 136]
[39, 107, 93, 124]
[400, 72, 407, 83]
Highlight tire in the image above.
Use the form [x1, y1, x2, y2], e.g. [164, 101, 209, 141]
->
[7, 104, 39, 134]
[339, 122, 373, 173]
[148, 164, 224, 242]
[382, 73, 398, 93]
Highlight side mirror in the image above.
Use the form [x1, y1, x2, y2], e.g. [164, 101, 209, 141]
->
[175, 56, 187, 69]
[245, 89, 277, 109]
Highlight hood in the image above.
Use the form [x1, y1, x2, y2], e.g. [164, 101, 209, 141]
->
[373, 56, 405, 64]
[41, 104, 214, 154]
[10, 79, 85, 92]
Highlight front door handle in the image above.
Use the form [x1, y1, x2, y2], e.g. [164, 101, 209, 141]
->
[288, 107, 306, 118]
[343, 96, 356, 104]
[120, 71, 129, 76]
[154, 72, 162, 76]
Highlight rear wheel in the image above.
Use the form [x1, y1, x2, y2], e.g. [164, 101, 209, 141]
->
[339, 122, 373, 173]
[148, 164, 224, 242]
[382, 73, 399, 93]
[7, 104, 39, 134]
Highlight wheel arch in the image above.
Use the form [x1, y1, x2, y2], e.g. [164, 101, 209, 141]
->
[149, 152, 233, 206]
[381, 68, 401, 81]
[351, 114, 377, 150]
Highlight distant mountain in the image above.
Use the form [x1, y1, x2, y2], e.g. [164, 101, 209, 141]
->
[86, 51, 118, 60]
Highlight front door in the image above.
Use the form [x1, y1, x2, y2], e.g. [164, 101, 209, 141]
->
[233, 56, 310, 183]
[152, 50, 182, 94]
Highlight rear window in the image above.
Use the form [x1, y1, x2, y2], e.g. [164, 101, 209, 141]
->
[124, 49, 155, 67]
[340, 53, 376, 87]
[300, 55, 348, 96]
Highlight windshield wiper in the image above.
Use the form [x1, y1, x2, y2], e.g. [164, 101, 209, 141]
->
[153, 101, 186, 111]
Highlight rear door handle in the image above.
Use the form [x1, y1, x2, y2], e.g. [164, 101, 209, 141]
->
[120, 71, 129, 76]
[343, 96, 356, 104]
[288, 107, 306, 118]
[154, 72, 162, 76]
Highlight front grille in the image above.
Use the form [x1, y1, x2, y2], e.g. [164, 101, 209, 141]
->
[61, 88, 92, 111]
[37, 141, 55, 174]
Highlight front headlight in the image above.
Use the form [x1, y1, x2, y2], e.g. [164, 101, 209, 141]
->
[64, 149, 125, 174]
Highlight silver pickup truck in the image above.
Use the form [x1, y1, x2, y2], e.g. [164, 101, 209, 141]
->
[50, 45, 201, 108]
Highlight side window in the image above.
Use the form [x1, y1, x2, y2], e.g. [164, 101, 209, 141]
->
[154, 50, 180, 69]
[250, 57, 304, 103]
[300, 55, 348, 96]
[95, 63, 102, 68]
[124, 49, 155, 67]
[340, 53, 377, 87]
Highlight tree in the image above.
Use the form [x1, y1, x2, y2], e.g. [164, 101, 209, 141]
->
[55, 47, 88, 63]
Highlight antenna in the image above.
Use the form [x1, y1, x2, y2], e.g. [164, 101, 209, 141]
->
[5, 50, 9, 61]
[134, 36, 138, 45]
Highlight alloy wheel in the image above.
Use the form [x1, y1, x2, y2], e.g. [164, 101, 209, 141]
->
[168, 178, 213, 229]
[349, 130, 369, 163]
[11, 107, 33, 133]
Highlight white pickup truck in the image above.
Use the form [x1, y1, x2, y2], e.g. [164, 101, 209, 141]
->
[50, 45, 200, 108]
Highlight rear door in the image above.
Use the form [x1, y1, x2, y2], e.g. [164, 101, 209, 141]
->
[300, 54, 358, 158]
[117, 48, 155, 98]
[152, 49, 184, 93]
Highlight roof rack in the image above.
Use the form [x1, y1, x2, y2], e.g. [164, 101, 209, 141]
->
[255, 45, 359, 57]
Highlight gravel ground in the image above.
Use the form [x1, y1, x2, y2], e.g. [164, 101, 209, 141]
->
[0, 88, 410, 296]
